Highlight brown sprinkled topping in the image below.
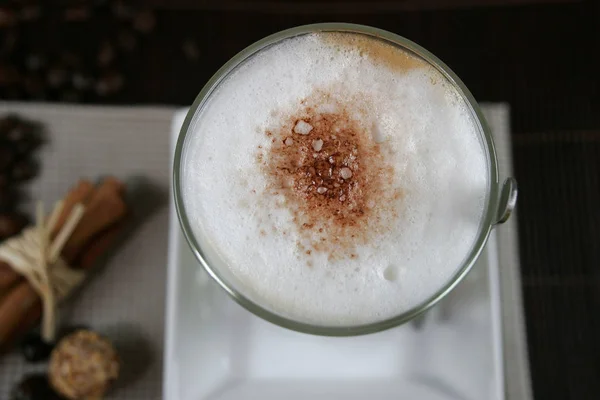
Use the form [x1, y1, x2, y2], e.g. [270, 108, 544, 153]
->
[256, 90, 402, 260]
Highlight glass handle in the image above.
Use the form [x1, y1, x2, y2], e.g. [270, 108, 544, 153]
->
[495, 177, 518, 225]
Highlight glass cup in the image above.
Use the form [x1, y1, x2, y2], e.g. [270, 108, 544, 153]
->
[173, 23, 517, 336]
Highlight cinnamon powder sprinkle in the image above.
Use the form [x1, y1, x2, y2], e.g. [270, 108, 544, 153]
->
[258, 91, 402, 259]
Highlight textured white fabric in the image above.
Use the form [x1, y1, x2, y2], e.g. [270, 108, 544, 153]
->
[0, 103, 174, 400]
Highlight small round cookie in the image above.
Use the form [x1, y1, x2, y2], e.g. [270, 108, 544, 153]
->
[49, 330, 119, 399]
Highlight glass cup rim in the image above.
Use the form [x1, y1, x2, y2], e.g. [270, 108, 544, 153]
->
[173, 22, 501, 336]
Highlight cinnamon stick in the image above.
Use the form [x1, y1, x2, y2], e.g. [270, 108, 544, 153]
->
[51, 180, 95, 238]
[0, 261, 21, 293]
[0, 298, 41, 353]
[0, 180, 95, 294]
[61, 178, 126, 263]
[0, 282, 39, 343]
[0, 222, 126, 352]
[77, 221, 127, 270]
[0, 178, 128, 350]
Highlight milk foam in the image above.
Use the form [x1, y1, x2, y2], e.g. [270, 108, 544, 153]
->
[181, 33, 489, 326]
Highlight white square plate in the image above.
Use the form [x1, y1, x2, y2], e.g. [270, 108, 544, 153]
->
[164, 111, 506, 400]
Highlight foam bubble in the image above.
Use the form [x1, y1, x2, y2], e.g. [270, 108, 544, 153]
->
[181, 32, 488, 326]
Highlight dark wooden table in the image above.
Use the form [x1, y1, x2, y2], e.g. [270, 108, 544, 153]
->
[1, 1, 599, 399]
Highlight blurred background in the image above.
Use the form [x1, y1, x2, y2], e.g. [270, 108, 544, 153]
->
[1, 0, 598, 399]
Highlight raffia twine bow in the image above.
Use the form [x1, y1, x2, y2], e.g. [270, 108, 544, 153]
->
[0, 201, 86, 342]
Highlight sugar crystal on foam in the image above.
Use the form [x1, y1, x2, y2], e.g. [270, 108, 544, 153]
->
[181, 32, 488, 326]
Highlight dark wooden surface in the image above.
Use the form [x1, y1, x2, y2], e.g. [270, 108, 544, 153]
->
[1, 1, 599, 399]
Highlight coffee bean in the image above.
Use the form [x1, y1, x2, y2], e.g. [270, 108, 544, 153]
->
[182, 39, 200, 61]
[0, 65, 20, 87]
[0, 8, 17, 28]
[10, 374, 62, 400]
[4, 121, 31, 143]
[72, 72, 92, 91]
[0, 145, 15, 170]
[23, 74, 45, 97]
[25, 54, 45, 71]
[14, 132, 42, 156]
[112, 0, 134, 20]
[11, 159, 38, 182]
[97, 41, 115, 67]
[2, 86, 23, 100]
[1, 29, 18, 57]
[60, 89, 81, 103]
[0, 190, 16, 212]
[20, 332, 54, 362]
[0, 173, 10, 188]
[0, 115, 19, 135]
[133, 10, 156, 34]
[117, 29, 137, 52]
[95, 71, 124, 96]
[63, 7, 90, 22]
[4, 119, 43, 154]
[19, 6, 41, 22]
[60, 52, 82, 69]
[47, 68, 67, 88]
[0, 212, 27, 238]
[94, 0, 111, 9]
